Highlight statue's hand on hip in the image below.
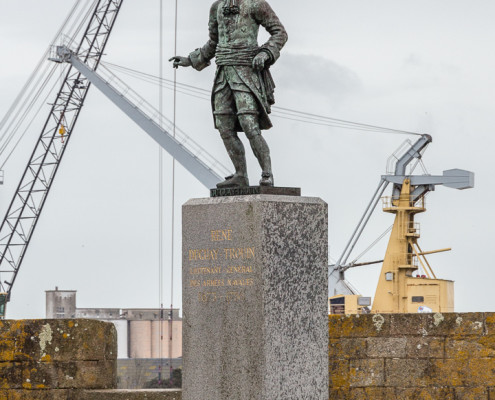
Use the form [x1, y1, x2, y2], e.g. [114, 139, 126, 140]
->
[169, 56, 192, 69]
[252, 52, 270, 71]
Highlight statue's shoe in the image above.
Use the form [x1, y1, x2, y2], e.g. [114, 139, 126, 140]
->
[259, 172, 274, 186]
[216, 174, 249, 188]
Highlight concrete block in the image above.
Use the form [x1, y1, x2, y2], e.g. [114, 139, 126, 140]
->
[426, 313, 485, 337]
[389, 314, 429, 336]
[406, 337, 445, 359]
[439, 313, 486, 337]
[329, 360, 350, 389]
[328, 314, 495, 397]
[46, 319, 117, 362]
[350, 387, 397, 400]
[366, 337, 407, 358]
[329, 314, 391, 338]
[20, 361, 59, 389]
[78, 389, 182, 400]
[182, 195, 328, 400]
[56, 361, 116, 389]
[445, 338, 495, 360]
[0, 362, 23, 389]
[484, 313, 495, 335]
[429, 358, 495, 388]
[349, 359, 384, 387]
[384, 358, 430, 387]
[7, 389, 74, 400]
[454, 386, 489, 400]
[395, 387, 454, 399]
[466, 359, 495, 387]
[429, 359, 470, 387]
[18, 360, 114, 390]
[0, 339, 14, 363]
[328, 338, 367, 360]
[328, 388, 348, 400]
[0, 320, 116, 363]
[390, 313, 486, 338]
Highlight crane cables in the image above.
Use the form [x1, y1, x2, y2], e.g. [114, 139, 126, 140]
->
[158, 0, 165, 384]
[0, 0, 98, 170]
[169, 0, 180, 382]
[100, 61, 422, 137]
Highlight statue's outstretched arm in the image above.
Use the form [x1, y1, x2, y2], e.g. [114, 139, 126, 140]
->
[169, 56, 192, 68]
[171, 1, 220, 71]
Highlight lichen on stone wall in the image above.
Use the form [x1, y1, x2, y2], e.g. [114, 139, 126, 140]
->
[39, 323, 53, 359]
[372, 314, 385, 331]
[329, 313, 495, 400]
[433, 312, 444, 326]
[0, 319, 117, 398]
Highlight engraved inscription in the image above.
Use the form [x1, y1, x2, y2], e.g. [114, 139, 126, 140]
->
[189, 266, 223, 274]
[224, 247, 255, 260]
[188, 248, 219, 261]
[210, 229, 232, 241]
[198, 291, 245, 303]
[186, 229, 257, 304]
[225, 265, 253, 274]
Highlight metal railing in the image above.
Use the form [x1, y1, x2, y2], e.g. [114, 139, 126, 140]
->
[381, 195, 425, 209]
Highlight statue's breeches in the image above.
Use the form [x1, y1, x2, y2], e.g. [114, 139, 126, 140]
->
[211, 66, 272, 132]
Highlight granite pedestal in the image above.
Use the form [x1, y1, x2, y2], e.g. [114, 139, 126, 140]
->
[182, 195, 328, 400]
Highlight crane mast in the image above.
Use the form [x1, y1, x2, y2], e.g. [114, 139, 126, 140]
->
[0, 0, 124, 310]
[329, 135, 474, 314]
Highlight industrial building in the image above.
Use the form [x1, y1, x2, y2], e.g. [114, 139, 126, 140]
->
[45, 287, 182, 388]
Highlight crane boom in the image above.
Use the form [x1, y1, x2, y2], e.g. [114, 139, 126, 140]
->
[51, 46, 222, 188]
[330, 134, 474, 299]
[0, 0, 124, 309]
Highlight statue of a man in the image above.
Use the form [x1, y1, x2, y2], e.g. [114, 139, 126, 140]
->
[170, 0, 287, 188]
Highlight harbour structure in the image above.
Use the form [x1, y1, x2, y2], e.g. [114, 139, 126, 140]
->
[46, 287, 182, 389]
[330, 135, 474, 314]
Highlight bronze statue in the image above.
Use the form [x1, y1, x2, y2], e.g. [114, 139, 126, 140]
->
[170, 0, 287, 188]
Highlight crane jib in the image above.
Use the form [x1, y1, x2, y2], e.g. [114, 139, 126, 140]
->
[0, 0, 125, 312]
[65, 51, 221, 189]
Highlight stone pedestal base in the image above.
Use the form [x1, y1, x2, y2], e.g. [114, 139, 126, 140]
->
[182, 195, 328, 400]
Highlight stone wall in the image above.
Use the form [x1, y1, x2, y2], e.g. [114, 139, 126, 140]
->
[329, 312, 495, 399]
[117, 358, 182, 389]
[80, 389, 182, 399]
[0, 319, 116, 399]
[5, 314, 495, 399]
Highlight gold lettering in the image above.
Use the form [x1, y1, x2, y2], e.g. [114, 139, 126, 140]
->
[188, 248, 219, 261]
[246, 247, 255, 258]
[210, 230, 220, 241]
[189, 266, 222, 275]
[225, 291, 244, 302]
[189, 280, 201, 287]
[201, 279, 224, 287]
[227, 278, 254, 286]
[223, 247, 255, 260]
[225, 265, 254, 274]
[211, 229, 233, 241]
[198, 292, 217, 302]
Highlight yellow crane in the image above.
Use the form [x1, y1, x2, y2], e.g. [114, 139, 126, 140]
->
[329, 134, 474, 314]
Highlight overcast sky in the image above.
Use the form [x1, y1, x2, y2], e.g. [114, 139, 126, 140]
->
[0, 0, 494, 318]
